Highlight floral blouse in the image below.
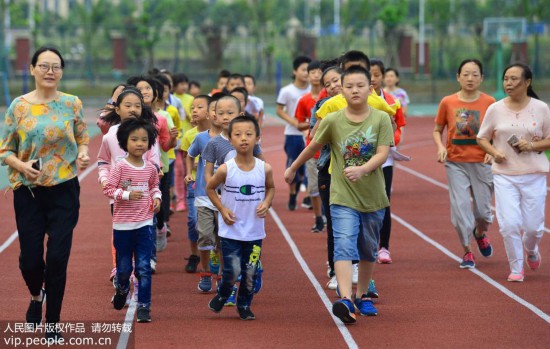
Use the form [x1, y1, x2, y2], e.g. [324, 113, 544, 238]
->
[0, 92, 89, 189]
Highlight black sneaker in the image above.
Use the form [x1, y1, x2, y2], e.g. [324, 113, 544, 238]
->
[26, 288, 45, 326]
[237, 306, 256, 320]
[45, 323, 63, 343]
[301, 196, 312, 209]
[311, 217, 324, 233]
[112, 289, 129, 310]
[288, 194, 297, 211]
[208, 295, 226, 313]
[136, 306, 151, 323]
[185, 255, 200, 273]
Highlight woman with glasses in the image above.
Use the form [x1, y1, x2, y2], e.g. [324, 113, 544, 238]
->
[0, 47, 89, 340]
[478, 63, 550, 282]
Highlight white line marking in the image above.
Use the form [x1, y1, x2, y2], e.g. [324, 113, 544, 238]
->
[395, 163, 550, 234]
[117, 298, 137, 349]
[0, 163, 99, 254]
[269, 208, 359, 349]
[392, 213, 550, 324]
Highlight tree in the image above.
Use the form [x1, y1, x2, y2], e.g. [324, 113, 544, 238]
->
[377, 0, 408, 68]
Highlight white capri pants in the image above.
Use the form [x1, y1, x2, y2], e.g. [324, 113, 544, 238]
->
[494, 173, 546, 274]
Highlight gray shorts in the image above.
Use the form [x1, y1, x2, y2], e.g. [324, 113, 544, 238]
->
[306, 158, 320, 197]
[196, 206, 218, 250]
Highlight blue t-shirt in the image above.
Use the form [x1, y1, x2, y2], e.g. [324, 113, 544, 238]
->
[188, 130, 214, 208]
[202, 134, 262, 169]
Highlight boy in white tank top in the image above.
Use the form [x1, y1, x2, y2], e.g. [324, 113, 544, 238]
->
[206, 116, 275, 320]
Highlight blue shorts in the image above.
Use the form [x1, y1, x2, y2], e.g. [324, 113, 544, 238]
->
[284, 135, 305, 182]
[331, 205, 384, 262]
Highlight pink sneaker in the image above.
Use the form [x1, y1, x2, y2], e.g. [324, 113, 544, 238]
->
[526, 252, 541, 271]
[176, 201, 187, 212]
[507, 270, 524, 282]
[377, 248, 392, 264]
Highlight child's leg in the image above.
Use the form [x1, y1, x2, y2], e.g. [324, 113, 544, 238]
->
[356, 209, 385, 296]
[330, 205, 361, 299]
[318, 167, 334, 276]
[236, 241, 262, 307]
[186, 182, 199, 256]
[113, 229, 134, 292]
[134, 225, 154, 307]
[379, 166, 393, 250]
[219, 237, 242, 299]
[196, 207, 217, 273]
[176, 151, 188, 210]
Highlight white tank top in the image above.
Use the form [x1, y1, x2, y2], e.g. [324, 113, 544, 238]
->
[218, 158, 267, 241]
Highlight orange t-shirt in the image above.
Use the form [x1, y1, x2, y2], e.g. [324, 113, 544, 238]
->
[435, 92, 496, 162]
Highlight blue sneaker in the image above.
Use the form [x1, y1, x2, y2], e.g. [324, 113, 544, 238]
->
[366, 279, 379, 298]
[353, 294, 378, 316]
[332, 298, 356, 324]
[209, 250, 220, 275]
[253, 261, 263, 294]
[198, 272, 212, 293]
[225, 285, 237, 306]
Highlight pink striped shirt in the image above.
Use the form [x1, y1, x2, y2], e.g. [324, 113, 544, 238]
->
[103, 158, 162, 230]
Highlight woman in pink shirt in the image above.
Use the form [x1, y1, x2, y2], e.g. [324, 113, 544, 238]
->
[478, 63, 550, 282]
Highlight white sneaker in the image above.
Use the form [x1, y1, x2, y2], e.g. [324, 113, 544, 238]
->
[352, 263, 358, 284]
[300, 183, 307, 192]
[150, 259, 157, 274]
[156, 225, 167, 252]
[326, 261, 332, 279]
[326, 275, 338, 290]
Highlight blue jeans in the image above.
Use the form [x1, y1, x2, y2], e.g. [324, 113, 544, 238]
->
[330, 205, 384, 262]
[113, 225, 154, 307]
[187, 182, 198, 243]
[284, 135, 305, 184]
[218, 237, 262, 308]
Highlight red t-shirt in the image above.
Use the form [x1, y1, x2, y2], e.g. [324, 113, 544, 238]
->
[295, 92, 320, 159]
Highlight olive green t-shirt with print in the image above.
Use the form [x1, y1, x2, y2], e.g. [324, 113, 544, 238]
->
[314, 108, 393, 213]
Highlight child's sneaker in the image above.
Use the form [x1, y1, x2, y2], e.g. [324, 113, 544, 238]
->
[253, 261, 263, 294]
[209, 250, 220, 275]
[366, 279, 379, 299]
[156, 226, 167, 252]
[165, 223, 172, 237]
[352, 263, 358, 284]
[198, 272, 212, 293]
[150, 259, 156, 274]
[526, 252, 541, 271]
[474, 230, 493, 257]
[184, 255, 200, 273]
[311, 217, 324, 233]
[301, 196, 312, 209]
[288, 194, 297, 211]
[109, 267, 117, 283]
[112, 288, 129, 310]
[326, 275, 338, 290]
[136, 306, 151, 323]
[353, 294, 378, 316]
[459, 252, 475, 269]
[237, 306, 256, 320]
[377, 248, 392, 264]
[208, 294, 225, 313]
[225, 285, 237, 306]
[507, 270, 525, 282]
[332, 298, 356, 324]
[176, 201, 186, 212]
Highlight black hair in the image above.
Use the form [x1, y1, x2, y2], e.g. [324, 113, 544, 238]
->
[293, 56, 312, 70]
[216, 94, 242, 114]
[31, 46, 65, 68]
[229, 115, 261, 138]
[339, 50, 370, 71]
[385, 67, 401, 86]
[127, 75, 159, 103]
[341, 65, 371, 85]
[321, 66, 342, 85]
[117, 117, 159, 152]
[218, 70, 231, 79]
[308, 60, 322, 72]
[111, 83, 131, 96]
[244, 74, 256, 85]
[370, 59, 386, 75]
[502, 63, 539, 99]
[321, 58, 340, 72]
[153, 74, 171, 90]
[100, 87, 158, 127]
[172, 73, 189, 85]
[228, 73, 245, 85]
[189, 80, 201, 89]
[230, 86, 249, 104]
[209, 92, 225, 108]
[194, 94, 212, 105]
[457, 59, 483, 76]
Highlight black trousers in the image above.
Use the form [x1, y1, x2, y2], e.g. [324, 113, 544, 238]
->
[318, 165, 334, 274]
[379, 166, 393, 250]
[14, 177, 80, 323]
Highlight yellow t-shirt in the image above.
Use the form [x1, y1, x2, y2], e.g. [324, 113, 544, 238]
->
[181, 126, 199, 179]
[174, 93, 194, 134]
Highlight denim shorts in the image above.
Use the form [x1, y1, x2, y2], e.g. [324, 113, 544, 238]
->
[331, 205, 384, 262]
[284, 135, 305, 181]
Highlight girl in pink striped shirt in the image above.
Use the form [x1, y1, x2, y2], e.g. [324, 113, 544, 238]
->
[103, 118, 161, 323]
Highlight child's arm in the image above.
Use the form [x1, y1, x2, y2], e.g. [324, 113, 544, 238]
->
[184, 153, 195, 184]
[97, 136, 111, 188]
[343, 145, 390, 182]
[149, 166, 162, 213]
[103, 163, 145, 201]
[284, 140, 324, 184]
[256, 163, 275, 218]
[206, 164, 235, 225]
[276, 104, 299, 128]
[205, 161, 215, 185]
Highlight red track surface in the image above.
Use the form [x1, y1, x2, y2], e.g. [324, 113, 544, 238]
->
[1, 116, 549, 348]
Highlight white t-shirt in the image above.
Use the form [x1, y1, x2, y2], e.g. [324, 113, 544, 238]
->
[246, 95, 264, 116]
[277, 83, 311, 136]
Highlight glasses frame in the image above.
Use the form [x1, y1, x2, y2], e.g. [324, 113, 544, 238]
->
[35, 63, 63, 74]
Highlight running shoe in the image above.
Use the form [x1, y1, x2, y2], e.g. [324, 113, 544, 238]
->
[237, 306, 256, 320]
[208, 295, 225, 313]
[198, 272, 213, 293]
[301, 196, 312, 209]
[366, 279, 379, 299]
[507, 270, 524, 282]
[225, 285, 237, 306]
[184, 255, 200, 273]
[526, 252, 541, 271]
[136, 306, 151, 323]
[353, 294, 378, 316]
[377, 248, 392, 264]
[332, 298, 356, 324]
[150, 259, 156, 274]
[112, 288, 129, 310]
[311, 218, 324, 233]
[326, 275, 338, 290]
[288, 194, 297, 211]
[459, 252, 475, 269]
[474, 230, 493, 257]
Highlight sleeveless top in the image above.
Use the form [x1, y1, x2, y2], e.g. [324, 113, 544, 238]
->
[218, 158, 266, 241]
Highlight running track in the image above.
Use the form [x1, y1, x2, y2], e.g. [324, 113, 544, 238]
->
[0, 116, 549, 348]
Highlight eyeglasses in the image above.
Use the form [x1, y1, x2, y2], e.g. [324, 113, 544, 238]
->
[36, 63, 63, 73]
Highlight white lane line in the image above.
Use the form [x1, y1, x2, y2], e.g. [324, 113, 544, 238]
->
[392, 213, 550, 324]
[0, 163, 98, 254]
[269, 208, 359, 349]
[395, 163, 550, 234]
[117, 298, 137, 349]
